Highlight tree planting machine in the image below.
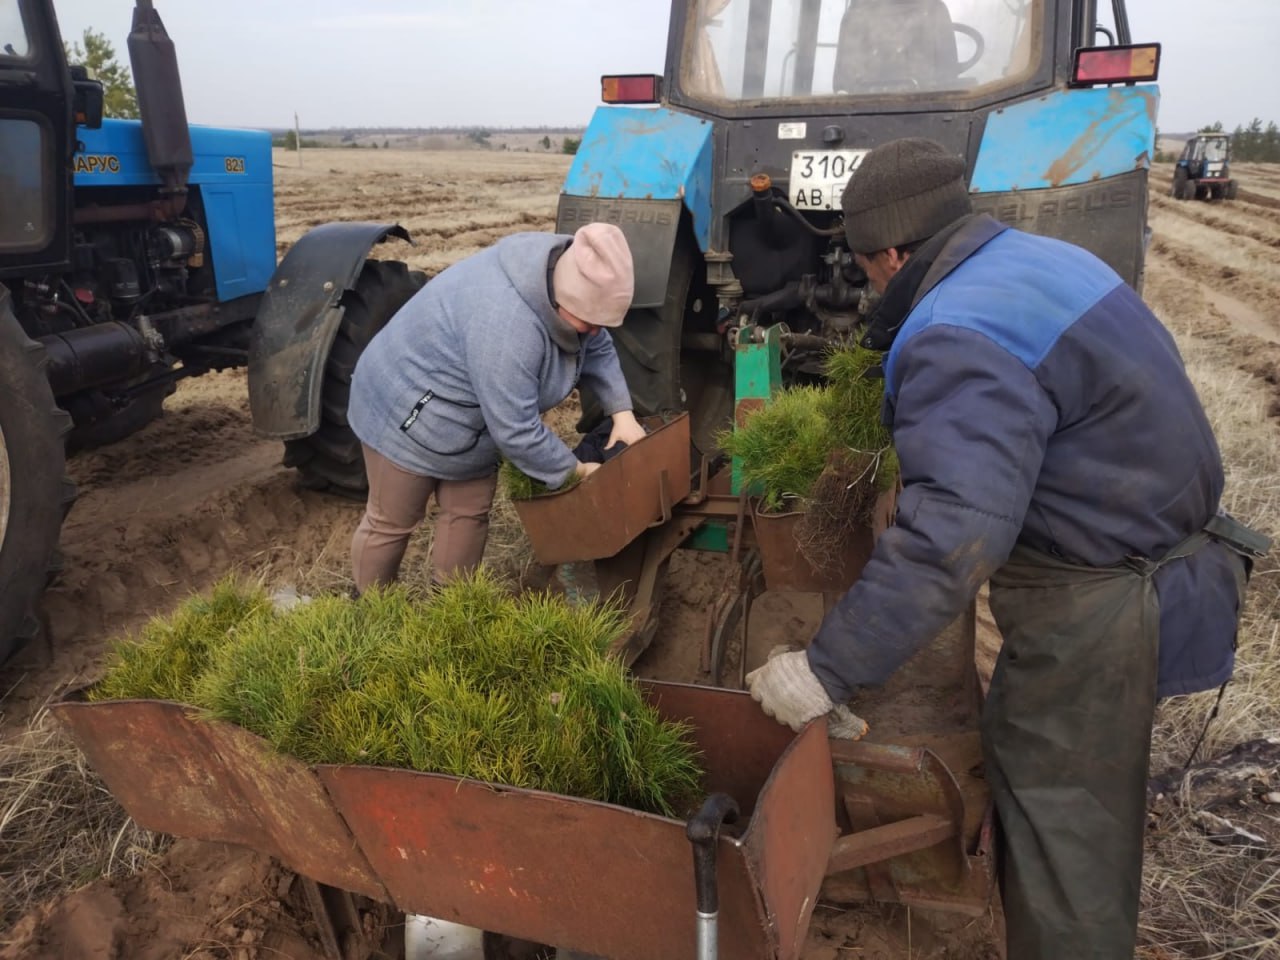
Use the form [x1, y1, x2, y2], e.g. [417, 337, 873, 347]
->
[40, 1, 1167, 958]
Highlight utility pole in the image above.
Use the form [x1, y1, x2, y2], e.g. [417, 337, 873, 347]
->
[295, 112, 303, 168]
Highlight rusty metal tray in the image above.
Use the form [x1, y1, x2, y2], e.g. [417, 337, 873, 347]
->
[50, 694, 390, 901]
[513, 414, 692, 564]
[751, 487, 896, 594]
[52, 681, 834, 960]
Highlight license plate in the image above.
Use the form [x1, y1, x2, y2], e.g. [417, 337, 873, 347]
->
[789, 149, 868, 211]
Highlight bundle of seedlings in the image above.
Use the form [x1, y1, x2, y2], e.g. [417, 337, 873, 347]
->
[499, 459, 580, 500]
[89, 578, 275, 704]
[90, 573, 703, 817]
[500, 415, 642, 500]
[720, 346, 897, 573]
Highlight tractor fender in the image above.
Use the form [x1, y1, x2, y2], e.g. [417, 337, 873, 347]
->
[248, 222, 410, 440]
[557, 106, 713, 309]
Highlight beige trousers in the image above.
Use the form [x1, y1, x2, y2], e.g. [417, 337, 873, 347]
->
[351, 444, 497, 592]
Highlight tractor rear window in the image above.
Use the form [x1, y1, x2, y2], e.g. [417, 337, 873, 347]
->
[1202, 138, 1228, 162]
[683, 0, 1042, 102]
[0, 1, 32, 60]
[0, 118, 50, 249]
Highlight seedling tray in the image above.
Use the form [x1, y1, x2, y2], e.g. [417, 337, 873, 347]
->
[513, 413, 692, 564]
[52, 680, 833, 960]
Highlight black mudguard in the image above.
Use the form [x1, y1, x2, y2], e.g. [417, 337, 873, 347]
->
[248, 222, 410, 440]
[556, 196, 682, 309]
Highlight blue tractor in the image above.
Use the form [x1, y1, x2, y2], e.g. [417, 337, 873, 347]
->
[1172, 132, 1238, 201]
[558, 0, 1162, 455]
[0, 0, 421, 661]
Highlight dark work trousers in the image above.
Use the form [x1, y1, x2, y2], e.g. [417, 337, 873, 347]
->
[982, 536, 1218, 960]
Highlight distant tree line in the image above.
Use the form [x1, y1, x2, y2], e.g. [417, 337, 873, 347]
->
[272, 130, 322, 150]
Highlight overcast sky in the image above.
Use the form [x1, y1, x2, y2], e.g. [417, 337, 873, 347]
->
[46, 0, 1276, 134]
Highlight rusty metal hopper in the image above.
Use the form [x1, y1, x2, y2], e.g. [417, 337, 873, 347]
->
[52, 681, 834, 960]
[751, 487, 896, 594]
[50, 694, 389, 901]
[513, 413, 692, 564]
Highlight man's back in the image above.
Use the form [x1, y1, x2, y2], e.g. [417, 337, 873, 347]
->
[890, 226, 1223, 565]
[877, 223, 1238, 697]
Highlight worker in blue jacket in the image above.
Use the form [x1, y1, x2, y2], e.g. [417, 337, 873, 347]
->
[746, 138, 1264, 959]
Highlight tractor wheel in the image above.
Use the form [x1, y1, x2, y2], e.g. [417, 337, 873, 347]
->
[578, 233, 730, 455]
[1171, 169, 1188, 199]
[283, 260, 425, 498]
[0, 290, 76, 663]
[1226, 179, 1239, 201]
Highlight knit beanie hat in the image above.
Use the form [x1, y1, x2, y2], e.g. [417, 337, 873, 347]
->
[552, 223, 635, 327]
[841, 138, 973, 254]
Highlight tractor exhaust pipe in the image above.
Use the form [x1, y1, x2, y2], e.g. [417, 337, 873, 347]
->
[128, 0, 193, 214]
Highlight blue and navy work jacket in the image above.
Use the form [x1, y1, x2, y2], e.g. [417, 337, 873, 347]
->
[809, 218, 1240, 702]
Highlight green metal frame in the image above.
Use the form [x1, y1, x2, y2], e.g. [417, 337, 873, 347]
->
[730, 324, 784, 495]
[683, 324, 784, 553]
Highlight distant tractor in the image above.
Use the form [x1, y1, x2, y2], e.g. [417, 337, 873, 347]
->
[1172, 133, 1238, 201]
[0, 0, 422, 662]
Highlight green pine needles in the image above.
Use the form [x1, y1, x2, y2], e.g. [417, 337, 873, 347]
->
[90, 573, 703, 817]
[720, 345, 899, 514]
[89, 578, 275, 705]
[499, 460, 581, 500]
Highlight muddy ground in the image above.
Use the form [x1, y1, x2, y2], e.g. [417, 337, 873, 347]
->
[2, 153, 1278, 960]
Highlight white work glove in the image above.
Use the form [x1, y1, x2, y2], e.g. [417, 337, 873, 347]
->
[827, 704, 870, 741]
[746, 646, 868, 740]
[606, 410, 647, 450]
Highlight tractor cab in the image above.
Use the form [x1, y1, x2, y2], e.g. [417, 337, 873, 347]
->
[1173, 133, 1236, 201]
[0, 0, 99, 278]
[0, 1, 419, 665]
[558, 0, 1162, 449]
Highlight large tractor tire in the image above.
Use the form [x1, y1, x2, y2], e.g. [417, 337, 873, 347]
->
[0, 290, 75, 663]
[1174, 170, 1197, 201]
[1226, 179, 1239, 201]
[283, 260, 425, 498]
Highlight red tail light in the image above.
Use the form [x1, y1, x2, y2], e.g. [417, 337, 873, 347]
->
[1071, 44, 1161, 86]
[601, 74, 662, 104]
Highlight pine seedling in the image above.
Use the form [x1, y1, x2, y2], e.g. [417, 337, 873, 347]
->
[499, 460, 580, 500]
[314, 679, 411, 767]
[820, 345, 897, 492]
[91, 577, 273, 704]
[91, 571, 705, 816]
[718, 385, 838, 511]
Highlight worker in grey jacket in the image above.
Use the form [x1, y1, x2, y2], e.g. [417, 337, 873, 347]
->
[746, 139, 1263, 959]
[347, 223, 645, 591]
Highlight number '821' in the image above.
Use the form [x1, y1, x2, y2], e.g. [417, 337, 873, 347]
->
[224, 157, 246, 174]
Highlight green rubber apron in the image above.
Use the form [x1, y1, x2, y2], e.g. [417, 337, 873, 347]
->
[981, 525, 1251, 960]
